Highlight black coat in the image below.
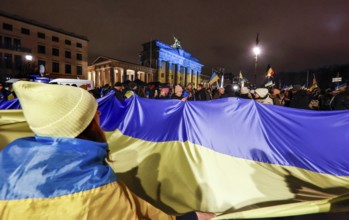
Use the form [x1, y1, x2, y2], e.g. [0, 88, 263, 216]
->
[171, 94, 183, 100]
[114, 89, 125, 101]
[290, 90, 310, 109]
[195, 89, 209, 101]
[332, 92, 349, 110]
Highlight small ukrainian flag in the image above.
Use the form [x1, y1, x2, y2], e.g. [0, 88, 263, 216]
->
[209, 72, 219, 85]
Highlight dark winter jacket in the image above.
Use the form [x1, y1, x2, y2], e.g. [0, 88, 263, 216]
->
[290, 90, 310, 109]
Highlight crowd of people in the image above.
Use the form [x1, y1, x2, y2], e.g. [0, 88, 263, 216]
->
[1, 79, 348, 111]
[89, 81, 349, 111]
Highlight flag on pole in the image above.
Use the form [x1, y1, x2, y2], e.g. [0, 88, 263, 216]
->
[209, 72, 219, 85]
[265, 65, 275, 78]
[239, 72, 243, 80]
[335, 83, 347, 91]
[312, 74, 317, 85]
[309, 74, 318, 92]
[239, 71, 248, 87]
[256, 33, 259, 45]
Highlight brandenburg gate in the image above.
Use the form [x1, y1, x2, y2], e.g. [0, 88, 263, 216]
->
[140, 39, 203, 87]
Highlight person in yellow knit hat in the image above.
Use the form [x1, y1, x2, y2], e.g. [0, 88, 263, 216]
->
[0, 81, 214, 220]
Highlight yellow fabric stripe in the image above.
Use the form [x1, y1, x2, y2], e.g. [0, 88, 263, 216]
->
[0, 182, 174, 220]
[108, 130, 349, 217]
[215, 194, 349, 219]
[0, 110, 33, 150]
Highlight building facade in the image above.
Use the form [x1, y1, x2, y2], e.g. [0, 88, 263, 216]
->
[0, 11, 88, 82]
[140, 40, 203, 87]
[87, 56, 156, 88]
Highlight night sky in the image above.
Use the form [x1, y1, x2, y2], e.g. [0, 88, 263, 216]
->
[1, 0, 349, 82]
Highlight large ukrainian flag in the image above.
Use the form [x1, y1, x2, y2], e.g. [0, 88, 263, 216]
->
[102, 93, 349, 218]
[2, 91, 349, 219]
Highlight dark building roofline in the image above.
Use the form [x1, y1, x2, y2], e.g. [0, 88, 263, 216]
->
[0, 10, 89, 41]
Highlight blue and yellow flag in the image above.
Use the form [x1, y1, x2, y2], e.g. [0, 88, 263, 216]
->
[265, 65, 275, 78]
[308, 74, 318, 92]
[101, 93, 349, 218]
[239, 72, 244, 80]
[209, 72, 219, 85]
[239, 71, 248, 83]
[2, 92, 349, 219]
[335, 83, 347, 91]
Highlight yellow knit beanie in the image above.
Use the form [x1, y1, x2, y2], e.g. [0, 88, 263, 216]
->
[13, 81, 97, 138]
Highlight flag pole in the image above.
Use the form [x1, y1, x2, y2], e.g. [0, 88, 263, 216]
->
[220, 74, 224, 88]
[254, 33, 259, 86]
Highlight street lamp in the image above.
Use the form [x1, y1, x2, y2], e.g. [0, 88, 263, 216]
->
[253, 46, 261, 56]
[24, 54, 33, 78]
[25, 55, 33, 62]
[253, 46, 261, 85]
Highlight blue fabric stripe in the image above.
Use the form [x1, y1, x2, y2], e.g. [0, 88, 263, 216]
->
[0, 137, 116, 200]
[98, 93, 349, 176]
[0, 98, 21, 109]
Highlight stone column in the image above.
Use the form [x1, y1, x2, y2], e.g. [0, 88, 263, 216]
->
[157, 59, 163, 82]
[120, 69, 124, 83]
[193, 70, 198, 87]
[113, 68, 119, 83]
[167, 62, 173, 85]
[197, 71, 201, 86]
[101, 68, 106, 86]
[109, 67, 113, 85]
[124, 69, 128, 82]
[175, 64, 181, 86]
[165, 62, 169, 84]
[97, 70, 101, 88]
[186, 67, 192, 85]
[180, 67, 186, 87]
[104, 67, 110, 86]
[191, 69, 194, 84]
[95, 69, 99, 87]
[92, 71, 96, 86]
